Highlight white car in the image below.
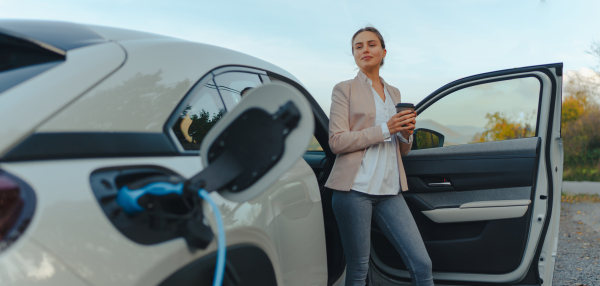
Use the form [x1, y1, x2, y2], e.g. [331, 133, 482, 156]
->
[0, 20, 563, 286]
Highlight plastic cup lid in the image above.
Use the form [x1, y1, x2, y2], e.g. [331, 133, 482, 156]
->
[395, 103, 415, 108]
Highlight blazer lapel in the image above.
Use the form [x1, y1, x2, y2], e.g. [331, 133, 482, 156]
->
[382, 78, 400, 105]
[355, 71, 376, 126]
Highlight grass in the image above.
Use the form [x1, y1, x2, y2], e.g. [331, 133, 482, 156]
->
[563, 165, 600, 182]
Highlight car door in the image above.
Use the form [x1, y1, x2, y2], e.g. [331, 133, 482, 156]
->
[368, 63, 563, 285]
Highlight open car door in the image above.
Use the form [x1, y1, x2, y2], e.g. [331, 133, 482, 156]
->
[369, 63, 563, 286]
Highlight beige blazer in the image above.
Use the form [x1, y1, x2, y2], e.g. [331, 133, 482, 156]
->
[324, 70, 412, 192]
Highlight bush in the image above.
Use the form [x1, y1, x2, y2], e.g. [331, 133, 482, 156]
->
[563, 109, 600, 181]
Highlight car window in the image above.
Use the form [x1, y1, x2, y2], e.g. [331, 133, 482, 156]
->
[416, 77, 541, 147]
[0, 33, 65, 93]
[171, 80, 226, 150]
[307, 135, 323, 151]
[213, 72, 263, 108]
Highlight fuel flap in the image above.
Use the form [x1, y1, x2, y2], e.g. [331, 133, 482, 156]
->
[199, 82, 314, 202]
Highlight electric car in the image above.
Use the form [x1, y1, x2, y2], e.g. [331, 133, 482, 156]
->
[0, 20, 563, 286]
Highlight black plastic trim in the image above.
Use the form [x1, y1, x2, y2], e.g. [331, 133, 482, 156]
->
[371, 261, 541, 286]
[1, 132, 179, 162]
[159, 244, 277, 286]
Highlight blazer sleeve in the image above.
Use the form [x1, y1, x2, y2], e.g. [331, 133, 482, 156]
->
[328, 82, 384, 154]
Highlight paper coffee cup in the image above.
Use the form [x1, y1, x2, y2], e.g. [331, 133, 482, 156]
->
[395, 103, 415, 113]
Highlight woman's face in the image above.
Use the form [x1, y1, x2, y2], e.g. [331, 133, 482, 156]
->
[352, 31, 386, 71]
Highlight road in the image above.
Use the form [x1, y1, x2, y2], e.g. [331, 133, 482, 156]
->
[553, 195, 600, 286]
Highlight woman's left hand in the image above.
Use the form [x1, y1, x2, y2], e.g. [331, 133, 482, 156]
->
[399, 111, 417, 140]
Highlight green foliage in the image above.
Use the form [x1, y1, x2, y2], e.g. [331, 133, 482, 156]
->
[415, 130, 439, 149]
[187, 109, 226, 145]
[561, 95, 586, 130]
[471, 112, 534, 143]
[563, 109, 600, 181]
[563, 165, 600, 181]
[307, 136, 323, 151]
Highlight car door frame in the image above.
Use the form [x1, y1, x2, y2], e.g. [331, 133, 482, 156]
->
[368, 63, 563, 285]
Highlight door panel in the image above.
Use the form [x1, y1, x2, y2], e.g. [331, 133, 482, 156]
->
[371, 137, 539, 274]
[370, 64, 563, 285]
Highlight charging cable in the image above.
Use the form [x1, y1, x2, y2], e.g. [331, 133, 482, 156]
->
[198, 189, 226, 286]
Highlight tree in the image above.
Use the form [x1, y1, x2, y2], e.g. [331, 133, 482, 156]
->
[560, 41, 600, 181]
[187, 108, 226, 145]
[561, 94, 586, 130]
[471, 112, 534, 143]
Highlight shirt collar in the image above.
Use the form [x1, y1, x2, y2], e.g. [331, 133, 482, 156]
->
[357, 69, 387, 86]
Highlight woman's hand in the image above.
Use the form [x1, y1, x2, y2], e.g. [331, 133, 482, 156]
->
[387, 110, 417, 140]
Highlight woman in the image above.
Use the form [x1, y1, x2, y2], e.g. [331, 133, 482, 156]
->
[325, 27, 434, 286]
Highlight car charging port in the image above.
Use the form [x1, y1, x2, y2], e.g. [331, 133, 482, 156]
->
[90, 167, 207, 246]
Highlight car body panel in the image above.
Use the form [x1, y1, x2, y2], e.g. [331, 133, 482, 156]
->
[38, 38, 302, 134]
[1, 22, 328, 286]
[0, 239, 89, 285]
[0, 155, 327, 285]
[0, 42, 126, 157]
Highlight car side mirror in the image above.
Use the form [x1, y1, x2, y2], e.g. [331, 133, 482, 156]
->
[413, 128, 445, 150]
[188, 83, 314, 202]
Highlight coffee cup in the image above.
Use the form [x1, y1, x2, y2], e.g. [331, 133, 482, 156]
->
[395, 103, 415, 114]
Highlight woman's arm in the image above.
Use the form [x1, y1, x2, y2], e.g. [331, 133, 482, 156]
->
[328, 82, 384, 154]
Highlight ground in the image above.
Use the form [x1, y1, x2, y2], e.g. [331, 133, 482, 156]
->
[553, 195, 600, 286]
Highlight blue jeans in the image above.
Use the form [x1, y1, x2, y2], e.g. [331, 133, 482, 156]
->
[332, 190, 434, 286]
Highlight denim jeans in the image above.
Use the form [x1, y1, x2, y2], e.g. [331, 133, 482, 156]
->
[332, 190, 434, 286]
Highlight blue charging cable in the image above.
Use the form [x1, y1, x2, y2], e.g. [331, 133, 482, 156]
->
[198, 189, 226, 286]
[117, 184, 226, 285]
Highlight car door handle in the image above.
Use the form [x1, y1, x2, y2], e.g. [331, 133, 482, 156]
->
[428, 182, 452, 187]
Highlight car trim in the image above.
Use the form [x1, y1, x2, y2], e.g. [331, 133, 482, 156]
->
[421, 204, 530, 223]
[0, 132, 179, 162]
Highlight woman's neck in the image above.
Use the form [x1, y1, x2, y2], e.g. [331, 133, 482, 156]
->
[361, 67, 381, 87]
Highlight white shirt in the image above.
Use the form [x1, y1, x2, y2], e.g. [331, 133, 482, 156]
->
[351, 78, 413, 195]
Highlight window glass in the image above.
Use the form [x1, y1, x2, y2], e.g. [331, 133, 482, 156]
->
[416, 77, 540, 147]
[307, 135, 323, 151]
[0, 33, 65, 93]
[172, 81, 226, 150]
[214, 72, 263, 108]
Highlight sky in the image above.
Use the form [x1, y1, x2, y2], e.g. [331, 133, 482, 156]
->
[1, 0, 599, 115]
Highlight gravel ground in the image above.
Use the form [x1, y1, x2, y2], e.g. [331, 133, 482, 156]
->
[553, 198, 600, 286]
